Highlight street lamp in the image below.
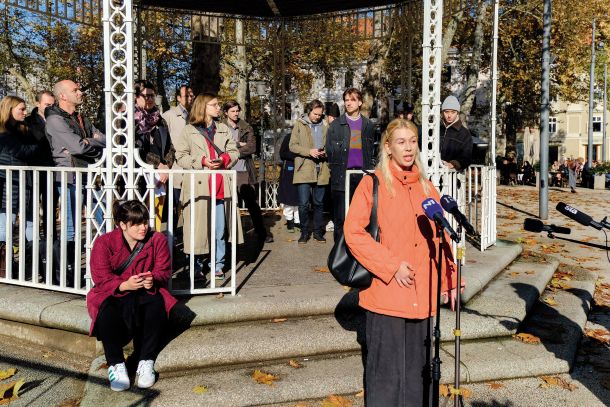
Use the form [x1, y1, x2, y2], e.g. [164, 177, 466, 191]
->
[587, 18, 596, 167]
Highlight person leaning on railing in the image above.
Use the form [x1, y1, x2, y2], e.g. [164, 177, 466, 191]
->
[0, 95, 39, 278]
[173, 93, 243, 281]
[87, 200, 177, 391]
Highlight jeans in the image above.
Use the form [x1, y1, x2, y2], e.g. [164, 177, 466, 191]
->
[297, 183, 325, 237]
[210, 200, 225, 273]
[0, 213, 33, 242]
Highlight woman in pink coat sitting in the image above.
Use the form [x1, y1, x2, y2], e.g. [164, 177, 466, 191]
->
[87, 200, 177, 391]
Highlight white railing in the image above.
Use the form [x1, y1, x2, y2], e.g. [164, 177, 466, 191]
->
[467, 165, 497, 250]
[0, 166, 238, 296]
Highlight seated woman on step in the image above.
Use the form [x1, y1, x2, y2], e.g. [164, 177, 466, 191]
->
[86, 200, 177, 391]
[344, 119, 461, 407]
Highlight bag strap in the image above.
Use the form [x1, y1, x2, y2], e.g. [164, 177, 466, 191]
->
[114, 240, 145, 275]
[196, 126, 225, 157]
[365, 171, 379, 236]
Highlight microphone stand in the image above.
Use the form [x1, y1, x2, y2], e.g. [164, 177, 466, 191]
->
[546, 232, 610, 251]
[452, 225, 465, 407]
[431, 224, 444, 407]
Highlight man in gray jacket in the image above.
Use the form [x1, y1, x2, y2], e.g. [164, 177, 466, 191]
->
[46, 79, 105, 284]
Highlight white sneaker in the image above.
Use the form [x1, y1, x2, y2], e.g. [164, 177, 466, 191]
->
[325, 221, 334, 232]
[108, 362, 130, 391]
[136, 359, 156, 388]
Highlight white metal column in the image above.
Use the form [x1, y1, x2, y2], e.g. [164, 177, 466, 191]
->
[421, 0, 443, 185]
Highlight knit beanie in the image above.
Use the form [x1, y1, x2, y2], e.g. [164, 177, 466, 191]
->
[441, 95, 461, 112]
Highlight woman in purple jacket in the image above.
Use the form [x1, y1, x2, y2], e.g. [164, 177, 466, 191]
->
[87, 200, 177, 391]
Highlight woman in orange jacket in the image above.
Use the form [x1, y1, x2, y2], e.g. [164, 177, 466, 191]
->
[344, 118, 459, 407]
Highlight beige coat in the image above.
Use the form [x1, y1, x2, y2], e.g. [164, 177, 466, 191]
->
[289, 118, 330, 185]
[174, 122, 244, 255]
[162, 105, 188, 188]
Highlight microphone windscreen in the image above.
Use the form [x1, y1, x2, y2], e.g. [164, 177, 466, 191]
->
[440, 195, 458, 212]
[422, 198, 443, 220]
[556, 202, 592, 226]
[523, 218, 544, 233]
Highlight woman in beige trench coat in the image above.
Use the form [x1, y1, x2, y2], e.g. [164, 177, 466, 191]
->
[174, 93, 243, 280]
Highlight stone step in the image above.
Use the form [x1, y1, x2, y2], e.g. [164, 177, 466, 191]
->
[151, 251, 560, 375]
[80, 265, 597, 407]
[461, 239, 522, 303]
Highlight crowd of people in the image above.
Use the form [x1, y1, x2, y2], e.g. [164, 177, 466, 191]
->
[1, 82, 474, 398]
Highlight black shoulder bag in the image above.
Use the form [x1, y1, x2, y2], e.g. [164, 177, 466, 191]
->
[196, 126, 225, 156]
[327, 173, 379, 288]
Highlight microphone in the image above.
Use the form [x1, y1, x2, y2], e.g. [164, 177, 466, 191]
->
[523, 218, 571, 235]
[422, 198, 459, 242]
[556, 202, 603, 230]
[440, 194, 477, 235]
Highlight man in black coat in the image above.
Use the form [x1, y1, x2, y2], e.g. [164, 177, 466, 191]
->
[325, 88, 376, 242]
[439, 95, 473, 172]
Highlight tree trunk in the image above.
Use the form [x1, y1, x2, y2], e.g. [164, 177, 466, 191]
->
[235, 19, 248, 118]
[459, 0, 488, 118]
[155, 60, 170, 112]
[191, 16, 222, 95]
[441, 7, 466, 67]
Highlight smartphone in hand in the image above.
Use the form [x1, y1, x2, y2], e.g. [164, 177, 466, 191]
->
[139, 271, 153, 278]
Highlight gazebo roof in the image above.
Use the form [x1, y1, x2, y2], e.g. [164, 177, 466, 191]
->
[138, 0, 402, 17]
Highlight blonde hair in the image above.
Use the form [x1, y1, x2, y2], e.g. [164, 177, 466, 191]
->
[189, 93, 217, 127]
[0, 95, 27, 135]
[378, 118, 430, 196]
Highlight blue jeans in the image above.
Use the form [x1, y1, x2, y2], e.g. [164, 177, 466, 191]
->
[0, 213, 33, 242]
[297, 183, 325, 237]
[210, 200, 225, 273]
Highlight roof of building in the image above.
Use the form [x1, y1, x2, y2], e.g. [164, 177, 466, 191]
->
[139, 0, 402, 17]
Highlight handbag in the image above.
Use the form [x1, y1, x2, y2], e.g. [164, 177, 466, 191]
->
[327, 172, 379, 288]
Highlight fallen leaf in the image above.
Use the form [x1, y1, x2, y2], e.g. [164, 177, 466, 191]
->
[286, 238, 295, 242]
[57, 398, 82, 407]
[549, 278, 572, 290]
[542, 297, 558, 306]
[216, 293, 224, 299]
[0, 379, 24, 404]
[294, 403, 311, 407]
[321, 395, 352, 407]
[251, 370, 280, 386]
[0, 369, 16, 381]
[439, 384, 450, 397]
[509, 272, 520, 277]
[539, 375, 577, 391]
[288, 359, 302, 369]
[513, 333, 541, 344]
[585, 328, 610, 344]
[192, 385, 208, 395]
[97, 362, 108, 370]
[488, 382, 505, 389]
[461, 387, 473, 398]
[272, 318, 287, 323]
[314, 266, 330, 273]
[355, 389, 364, 398]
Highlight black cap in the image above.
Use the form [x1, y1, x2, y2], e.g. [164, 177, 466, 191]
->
[404, 103, 415, 113]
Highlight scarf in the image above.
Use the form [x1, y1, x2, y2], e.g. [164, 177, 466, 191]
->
[135, 106, 161, 137]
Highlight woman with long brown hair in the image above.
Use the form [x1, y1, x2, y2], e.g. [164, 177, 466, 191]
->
[0, 96, 38, 277]
[174, 93, 242, 281]
[344, 118, 460, 406]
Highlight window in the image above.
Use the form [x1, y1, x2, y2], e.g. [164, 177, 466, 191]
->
[344, 70, 354, 88]
[549, 117, 557, 134]
[592, 116, 602, 132]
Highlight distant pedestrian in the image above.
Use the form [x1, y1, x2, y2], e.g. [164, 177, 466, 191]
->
[87, 200, 177, 391]
[278, 132, 300, 232]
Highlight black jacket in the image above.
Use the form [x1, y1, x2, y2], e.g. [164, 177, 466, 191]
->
[25, 107, 54, 166]
[222, 119, 257, 186]
[0, 130, 39, 211]
[136, 118, 175, 169]
[325, 113, 376, 191]
[440, 120, 473, 171]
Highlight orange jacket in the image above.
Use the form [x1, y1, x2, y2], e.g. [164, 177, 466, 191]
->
[344, 166, 457, 319]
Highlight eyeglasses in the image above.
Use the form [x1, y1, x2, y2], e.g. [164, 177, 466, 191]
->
[207, 102, 220, 107]
[142, 94, 155, 99]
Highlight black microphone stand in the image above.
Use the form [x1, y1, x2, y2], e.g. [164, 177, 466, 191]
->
[431, 224, 444, 407]
[546, 232, 610, 251]
[452, 225, 465, 407]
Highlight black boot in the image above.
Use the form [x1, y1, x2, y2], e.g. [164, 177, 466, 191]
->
[53, 241, 76, 286]
[0, 242, 6, 279]
[286, 219, 295, 233]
